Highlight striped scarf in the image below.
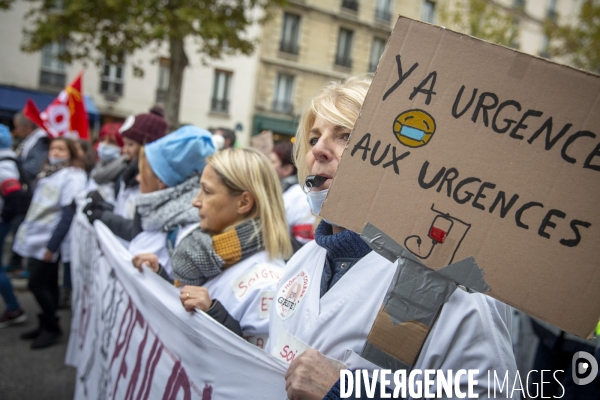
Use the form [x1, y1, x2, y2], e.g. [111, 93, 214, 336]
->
[171, 219, 264, 287]
[37, 161, 70, 179]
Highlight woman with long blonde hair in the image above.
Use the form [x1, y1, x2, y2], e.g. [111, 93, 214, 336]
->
[174, 148, 292, 346]
[267, 76, 517, 399]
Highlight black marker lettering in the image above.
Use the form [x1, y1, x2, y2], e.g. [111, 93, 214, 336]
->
[492, 100, 521, 134]
[509, 109, 543, 140]
[452, 86, 478, 119]
[409, 71, 437, 105]
[382, 147, 410, 175]
[538, 209, 566, 239]
[515, 202, 544, 229]
[453, 177, 482, 204]
[560, 220, 592, 247]
[351, 133, 372, 161]
[418, 161, 445, 189]
[561, 130, 596, 164]
[583, 142, 600, 171]
[437, 168, 459, 197]
[383, 55, 419, 101]
[472, 182, 497, 211]
[471, 92, 499, 127]
[489, 192, 520, 218]
[370, 141, 390, 166]
[527, 118, 572, 150]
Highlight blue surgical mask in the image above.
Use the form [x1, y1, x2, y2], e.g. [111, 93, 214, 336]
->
[306, 189, 341, 227]
[97, 143, 121, 163]
[400, 125, 426, 141]
[48, 157, 68, 165]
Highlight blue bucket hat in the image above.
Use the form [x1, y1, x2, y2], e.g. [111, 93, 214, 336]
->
[144, 125, 215, 187]
[0, 124, 13, 149]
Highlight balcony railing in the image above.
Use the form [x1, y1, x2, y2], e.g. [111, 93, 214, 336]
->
[279, 41, 299, 55]
[272, 101, 293, 114]
[335, 55, 353, 68]
[375, 8, 391, 22]
[341, 0, 358, 12]
[211, 98, 230, 113]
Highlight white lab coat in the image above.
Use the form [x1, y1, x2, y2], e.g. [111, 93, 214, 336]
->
[282, 183, 315, 244]
[85, 174, 117, 206]
[128, 223, 197, 278]
[14, 167, 87, 262]
[0, 148, 20, 218]
[267, 241, 517, 398]
[113, 180, 139, 219]
[203, 251, 285, 349]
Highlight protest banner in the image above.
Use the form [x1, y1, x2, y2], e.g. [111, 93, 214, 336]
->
[321, 17, 600, 338]
[66, 215, 288, 399]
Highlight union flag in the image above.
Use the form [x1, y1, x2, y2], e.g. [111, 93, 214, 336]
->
[23, 71, 89, 139]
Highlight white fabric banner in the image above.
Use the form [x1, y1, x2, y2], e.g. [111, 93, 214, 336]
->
[66, 215, 288, 399]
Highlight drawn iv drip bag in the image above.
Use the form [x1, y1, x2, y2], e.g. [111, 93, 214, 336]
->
[405, 214, 454, 260]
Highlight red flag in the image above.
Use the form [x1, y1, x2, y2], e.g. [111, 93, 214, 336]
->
[23, 71, 89, 139]
[23, 99, 45, 128]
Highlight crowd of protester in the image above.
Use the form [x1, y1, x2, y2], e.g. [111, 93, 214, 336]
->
[0, 76, 598, 399]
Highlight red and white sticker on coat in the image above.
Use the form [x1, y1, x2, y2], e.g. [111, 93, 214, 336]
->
[231, 264, 282, 300]
[271, 330, 309, 364]
[276, 270, 309, 320]
[259, 290, 275, 319]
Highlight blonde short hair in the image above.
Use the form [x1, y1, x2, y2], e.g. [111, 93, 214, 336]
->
[208, 148, 293, 260]
[294, 75, 372, 183]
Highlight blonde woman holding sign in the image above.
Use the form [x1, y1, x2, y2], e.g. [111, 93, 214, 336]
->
[266, 76, 518, 399]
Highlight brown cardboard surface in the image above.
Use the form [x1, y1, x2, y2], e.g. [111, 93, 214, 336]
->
[367, 307, 431, 365]
[322, 17, 600, 338]
[250, 130, 274, 155]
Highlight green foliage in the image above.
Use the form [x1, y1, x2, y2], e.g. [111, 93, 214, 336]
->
[544, 0, 600, 73]
[439, 0, 519, 47]
[14, 0, 286, 128]
[0, 0, 14, 10]
[20, 0, 284, 65]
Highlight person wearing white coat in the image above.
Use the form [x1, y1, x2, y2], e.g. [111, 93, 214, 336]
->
[269, 142, 315, 252]
[14, 137, 86, 349]
[267, 77, 518, 400]
[126, 125, 216, 279]
[0, 124, 29, 327]
[84, 107, 167, 242]
[160, 148, 293, 347]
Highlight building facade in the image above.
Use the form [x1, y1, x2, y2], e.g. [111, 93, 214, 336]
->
[0, 0, 261, 145]
[250, 0, 424, 142]
[0, 0, 588, 145]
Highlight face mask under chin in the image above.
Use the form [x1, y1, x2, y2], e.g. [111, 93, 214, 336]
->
[306, 189, 341, 228]
[48, 157, 69, 166]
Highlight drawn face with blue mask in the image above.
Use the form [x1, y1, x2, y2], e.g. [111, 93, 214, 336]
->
[393, 109, 436, 148]
[304, 116, 351, 227]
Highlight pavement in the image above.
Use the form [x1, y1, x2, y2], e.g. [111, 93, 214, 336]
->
[0, 279, 76, 400]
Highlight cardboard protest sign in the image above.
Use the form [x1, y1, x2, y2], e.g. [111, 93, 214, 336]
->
[251, 130, 274, 155]
[322, 17, 600, 338]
